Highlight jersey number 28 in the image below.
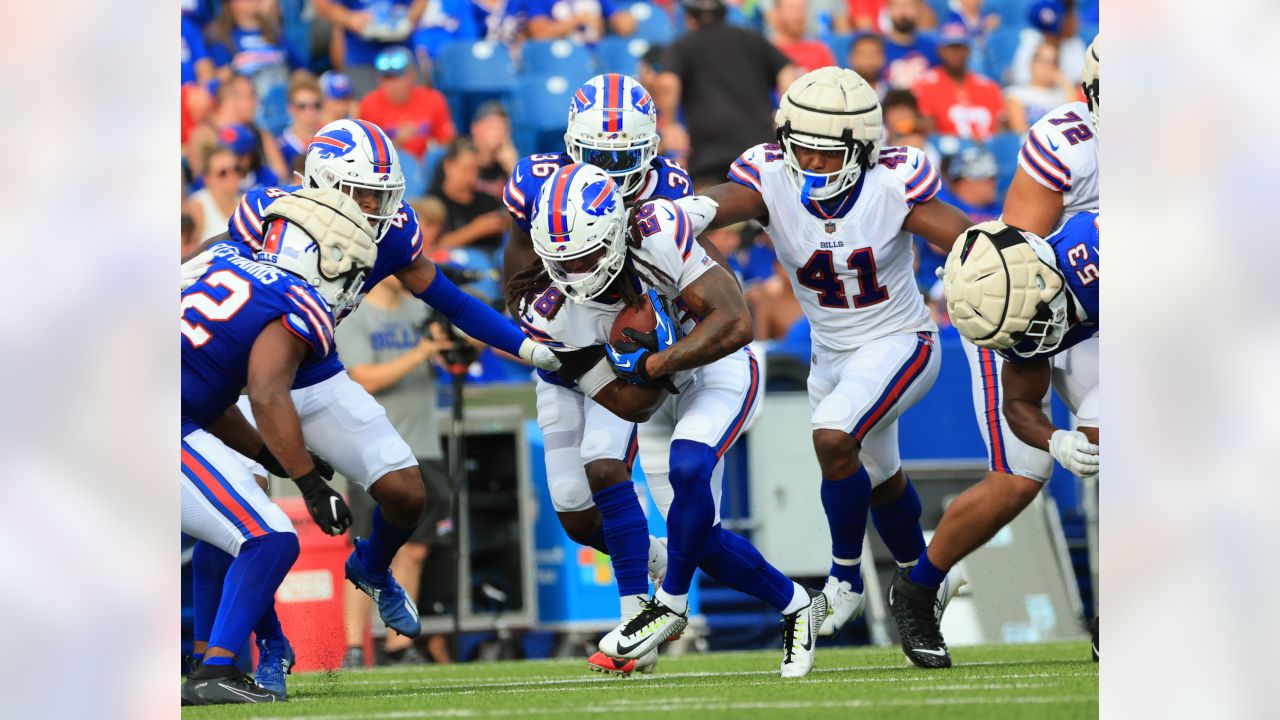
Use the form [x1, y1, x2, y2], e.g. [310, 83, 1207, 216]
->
[182, 270, 252, 348]
[795, 249, 888, 309]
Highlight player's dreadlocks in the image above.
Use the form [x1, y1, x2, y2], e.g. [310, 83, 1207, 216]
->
[504, 202, 678, 321]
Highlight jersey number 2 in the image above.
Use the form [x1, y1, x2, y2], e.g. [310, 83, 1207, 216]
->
[182, 270, 252, 348]
[795, 249, 888, 309]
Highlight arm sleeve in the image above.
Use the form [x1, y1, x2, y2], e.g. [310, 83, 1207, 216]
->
[501, 157, 538, 230]
[414, 267, 528, 356]
[228, 189, 267, 249]
[726, 144, 770, 192]
[282, 288, 337, 357]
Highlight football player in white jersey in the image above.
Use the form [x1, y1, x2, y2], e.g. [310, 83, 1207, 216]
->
[678, 67, 975, 661]
[510, 164, 829, 678]
[888, 38, 1102, 667]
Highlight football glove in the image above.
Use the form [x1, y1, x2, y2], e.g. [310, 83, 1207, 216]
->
[605, 290, 682, 392]
[1049, 429, 1099, 478]
[520, 338, 562, 371]
[255, 447, 334, 481]
[181, 249, 215, 291]
[294, 469, 353, 536]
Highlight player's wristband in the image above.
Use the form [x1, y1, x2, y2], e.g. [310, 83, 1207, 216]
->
[415, 268, 526, 357]
[578, 356, 618, 398]
[254, 447, 287, 478]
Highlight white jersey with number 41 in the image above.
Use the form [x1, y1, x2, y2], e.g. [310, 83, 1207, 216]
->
[728, 142, 939, 353]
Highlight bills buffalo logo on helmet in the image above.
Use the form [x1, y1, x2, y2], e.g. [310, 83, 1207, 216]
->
[308, 128, 357, 159]
[580, 177, 617, 217]
[572, 85, 598, 114]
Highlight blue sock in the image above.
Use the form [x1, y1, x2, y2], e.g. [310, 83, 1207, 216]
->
[661, 440, 720, 596]
[821, 466, 872, 593]
[203, 655, 234, 667]
[254, 607, 284, 643]
[579, 525, 609, 554]
[207, 533, 300, 656]
[593, 482, 650, 597]
[696, 526, 794, 613]
[909, 551, 947, 589]
[191, 540, 234, 649]
[364, 507, 415, 572]
[870, 476, 926, 565]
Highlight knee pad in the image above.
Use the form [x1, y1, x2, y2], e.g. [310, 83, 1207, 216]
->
[668, 440, 719, 494]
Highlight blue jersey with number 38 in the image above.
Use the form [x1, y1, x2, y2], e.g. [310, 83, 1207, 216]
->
[501, 153, 693, 232]
[181, 247, 337, 434]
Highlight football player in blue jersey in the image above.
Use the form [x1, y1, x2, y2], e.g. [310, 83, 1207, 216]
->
[181, 189, 376, 705]
[183, 118, 562, 686]
[499, 74, 730, 675]
[887, 215, 1101, 667]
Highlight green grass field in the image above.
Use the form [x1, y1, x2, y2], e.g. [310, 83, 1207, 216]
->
[182, 641, 1097, 720]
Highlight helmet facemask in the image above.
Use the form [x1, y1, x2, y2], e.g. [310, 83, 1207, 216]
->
[1081, 37, 1100, 131]
[308, 166, 406, 243]
[778, 126, 874, 202]
[566, 132, 658, 200]
[304, 119, 407, 243]
[539, 219, 627, 303]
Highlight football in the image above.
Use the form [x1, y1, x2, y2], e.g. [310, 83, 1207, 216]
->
[609, 299, 657, 344]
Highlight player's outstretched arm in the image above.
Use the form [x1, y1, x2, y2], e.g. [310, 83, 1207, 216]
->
[1000, 169, 1064, 237]
[396, 254, 561, 371]
[698, 182, 768, 231]
[1002, 356, 1099, 477]
[645, 265, 753, 379]
[903, 197, 974, 253]
[247, 322, 353, 535]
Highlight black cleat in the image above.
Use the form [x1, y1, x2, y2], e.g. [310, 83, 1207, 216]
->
[888, 570, 952, 669]
[181, 665, 280, 705]
[1090, 615, 1099, 662]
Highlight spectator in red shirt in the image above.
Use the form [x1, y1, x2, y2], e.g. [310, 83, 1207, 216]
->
[911, 22, 1004, 140]
[358, 46, 456, 160]
[768, 0, 836, 73]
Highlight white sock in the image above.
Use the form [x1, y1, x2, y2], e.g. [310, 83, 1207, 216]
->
[620, 593, 645, 623]
[780, 582, 809, 616]
[655, 587, 688, 615]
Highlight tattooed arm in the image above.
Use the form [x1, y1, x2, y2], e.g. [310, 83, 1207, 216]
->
[644, 264, 753, 379]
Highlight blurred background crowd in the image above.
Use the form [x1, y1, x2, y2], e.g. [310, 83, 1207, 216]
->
[181, 0, 1098, 387]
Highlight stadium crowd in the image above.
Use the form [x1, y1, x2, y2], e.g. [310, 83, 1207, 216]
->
[180, 0, 1097, 669]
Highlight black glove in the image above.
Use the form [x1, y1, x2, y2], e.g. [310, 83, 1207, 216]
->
[256, 447, 334, 481]
[294, 469, 352, 536]
[550, 345, 607, 384]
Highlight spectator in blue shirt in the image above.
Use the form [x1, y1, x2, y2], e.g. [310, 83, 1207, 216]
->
[320, 71, 358, 124]
[412, 0, 519, 59]
[523, 0, 636, 45]
[182, 15, 215, 86]
[943, 0, 999, 74]
[882, 0, 938, 90]
[314, 0, 428, 98]
[205, 0, 303, 135]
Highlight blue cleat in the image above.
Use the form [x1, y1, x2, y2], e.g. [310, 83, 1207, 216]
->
[254, 635, 294, 698]
[345, 539, 421, 638]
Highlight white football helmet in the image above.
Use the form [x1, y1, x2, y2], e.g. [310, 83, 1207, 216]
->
[942, 220, 1070, 358]
[1081, 37, 1100, 130]
[303, 119, 406, 242]
[529, 163, 627, 304]
[775, 67, 882, 202]
[255, 188, 378, 319]
[565, 73, 659, 201]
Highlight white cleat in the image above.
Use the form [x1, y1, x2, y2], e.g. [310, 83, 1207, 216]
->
[780, 589, 828, 678]
[817, 576, 865, 636]
[936, 567, 968, 623]
[634, 648, 659, 675]
[598, 597, 687, 660]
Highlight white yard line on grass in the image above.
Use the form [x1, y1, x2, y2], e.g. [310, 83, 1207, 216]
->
[241, 693, 1098, 720]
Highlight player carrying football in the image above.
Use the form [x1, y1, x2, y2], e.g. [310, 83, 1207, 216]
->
[510, 163, 829, 677]
[181, 189, 375, 705]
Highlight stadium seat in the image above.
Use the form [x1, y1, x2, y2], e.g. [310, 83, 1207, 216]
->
[398, 149, 427, 200]
[520, 39, 596, 86]
[628, 3, 675, 45]
[595, 36, 650, 76]
[824, 34, 855, 68]
[984, 26, 1022, 84]
[512, 75, 576, 156]
[434, 41, 519, 130]
[985, 131, 1024, 196]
